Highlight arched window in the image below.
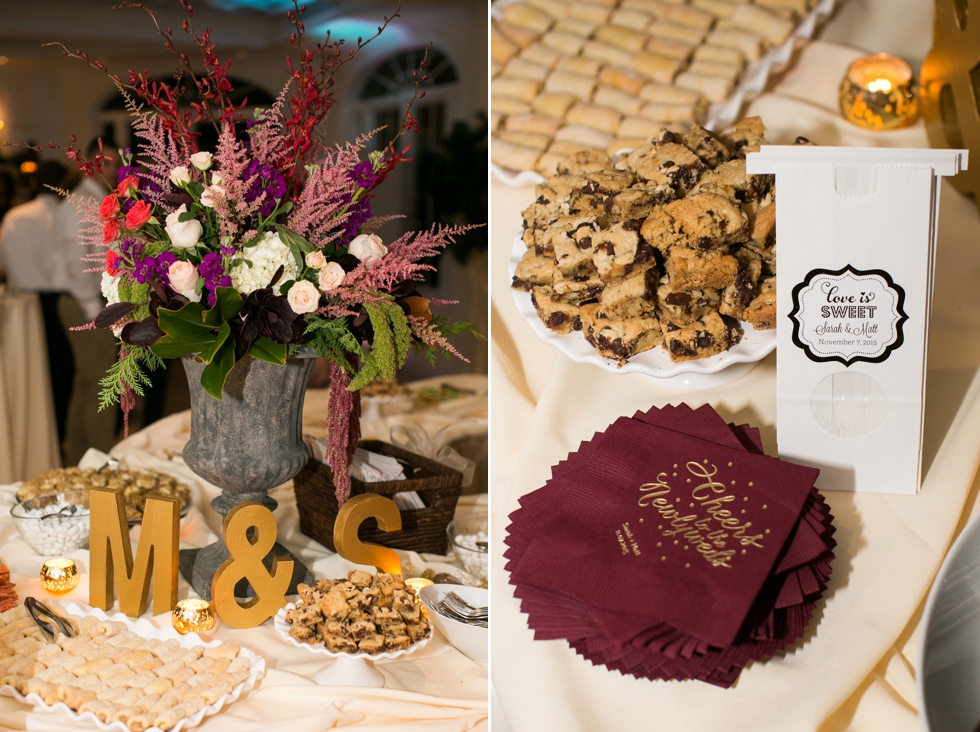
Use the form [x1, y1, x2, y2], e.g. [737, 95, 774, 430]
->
[354, 47, 459, 151]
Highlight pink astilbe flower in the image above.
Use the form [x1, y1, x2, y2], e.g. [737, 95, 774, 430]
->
[248, 83, 292, 171]
[286, 132, 377, 246]
[127, 97, 184, 209]
[345, 224, 481, 294]
[408, 315, 469, 363]
[326, 356, 362, 506]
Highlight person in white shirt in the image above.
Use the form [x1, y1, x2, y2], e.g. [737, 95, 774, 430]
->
[0, 160, 75, 449]
[55, 144, 121, 464]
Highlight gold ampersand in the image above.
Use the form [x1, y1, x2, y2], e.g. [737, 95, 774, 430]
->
[211, 502, 293, 629]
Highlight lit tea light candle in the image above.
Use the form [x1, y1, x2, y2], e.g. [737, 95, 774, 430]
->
[839, 53, 919, 130]
[172, 599, 216, 635]
[40, 559, 80, 595]
[404, 577, 434, 603]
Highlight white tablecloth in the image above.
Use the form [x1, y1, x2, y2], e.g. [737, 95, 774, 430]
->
[490, 34, 980, 732]
[0, 393, 489, 730]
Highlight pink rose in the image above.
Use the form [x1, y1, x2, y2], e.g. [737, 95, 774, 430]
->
[305, 251, 326, 269]
[348, 233, 387, 264]
[317, 262, 345, 292]
[286, 280, 320, 314]
[168, 260, 200, 294]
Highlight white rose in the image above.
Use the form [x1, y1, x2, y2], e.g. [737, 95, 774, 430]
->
[286, 280, 320, 314]
[165, 204, 203, 249]
[317, 262, 345, 292]
[348, 233, 387, 264]
[305, 251, 326, 270]
[200, 185, 226, 208]
[169, 166, 191, 187]
[190, 151, 213, 171]
[211, 171, 224, 186]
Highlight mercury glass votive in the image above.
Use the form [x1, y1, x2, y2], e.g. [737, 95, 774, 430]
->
[40, 559, 80, 595]
[172, 599, 216, 635]
[839, 53, 919, 130]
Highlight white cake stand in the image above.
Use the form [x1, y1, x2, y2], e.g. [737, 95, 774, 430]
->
[274, 603, 431, 687]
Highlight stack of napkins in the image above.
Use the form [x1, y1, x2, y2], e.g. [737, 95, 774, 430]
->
[504, 403, 836, 687]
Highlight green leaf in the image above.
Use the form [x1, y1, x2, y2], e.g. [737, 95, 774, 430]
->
[198, 320, 230, 364]
[200, 340, 236, 400]
[150, 333, 217, 360]
[156, 303, 212, 339]
[177, 209, 198, 222]
[242, 231, 264, 248]
[215, 287, 244, 323]
[249, 337, 288, 365]
[187, 182, 204, 198]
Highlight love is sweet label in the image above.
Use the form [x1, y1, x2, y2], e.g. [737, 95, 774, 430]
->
[747, 147, 968, 494]
[789, 265, 908, 366]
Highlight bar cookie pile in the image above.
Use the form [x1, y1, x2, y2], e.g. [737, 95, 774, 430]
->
[492, 0, 808, 177]
[512, 117, 782, 364]
[285, 571, 431, 655]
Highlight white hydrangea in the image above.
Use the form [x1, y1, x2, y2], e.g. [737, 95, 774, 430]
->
[101, 272, 121, 305]
[230, 231, 299, 295]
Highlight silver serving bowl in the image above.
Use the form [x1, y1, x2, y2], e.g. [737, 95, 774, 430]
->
[919, 512, 980, 731]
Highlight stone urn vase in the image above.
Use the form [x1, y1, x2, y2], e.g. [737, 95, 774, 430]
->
[178, 351, 316, 600]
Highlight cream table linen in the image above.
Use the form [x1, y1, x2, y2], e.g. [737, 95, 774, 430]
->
[0, 290, 60, 484]
[490, 39, 980, 732]
[0, 391, 488, 730]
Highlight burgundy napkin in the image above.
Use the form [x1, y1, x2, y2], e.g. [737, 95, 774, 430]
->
[504, 403, 836, 687]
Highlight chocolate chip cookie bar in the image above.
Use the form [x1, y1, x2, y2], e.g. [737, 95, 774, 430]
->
[512, 249, 556, 290]
[744, 276, 776, 330]
[661, 311, 743, 362]
[531, 285, 582, 334]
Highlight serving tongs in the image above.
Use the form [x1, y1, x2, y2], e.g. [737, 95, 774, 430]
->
[25, 597, 76, 643]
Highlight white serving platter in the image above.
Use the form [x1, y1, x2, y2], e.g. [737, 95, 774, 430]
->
[509, 232, 775, 389]
[491, 0, 839, 187]
[274, 602, 431, 687]
[0, 601, 265, 732]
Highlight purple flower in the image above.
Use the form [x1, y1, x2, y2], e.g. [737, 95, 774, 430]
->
[349, 160, 375, 189]
[243, 159, 287, 217]
[121, 198, 136, 214]
[198, 251, 232, 307]
[120, 238, 144, 262]
[338, 195, 372, 246]
[133, 251, 177, 291]
[221, 246, 236, 256]
[118, 165, 139, 183]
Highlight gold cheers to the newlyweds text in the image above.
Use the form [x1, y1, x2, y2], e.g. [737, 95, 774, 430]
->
[636, 461, 766, 568]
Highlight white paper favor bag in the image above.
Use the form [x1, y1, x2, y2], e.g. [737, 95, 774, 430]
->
[746, 147, 967, 494]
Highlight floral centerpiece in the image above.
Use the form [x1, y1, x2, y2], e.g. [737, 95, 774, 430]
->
[34, 0, 479, 505]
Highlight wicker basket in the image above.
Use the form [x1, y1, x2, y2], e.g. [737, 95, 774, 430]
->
[292, 440, 463, 555]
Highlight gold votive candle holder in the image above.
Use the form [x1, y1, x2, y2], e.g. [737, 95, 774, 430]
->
[172, 599, 216, 635]
[404, 577, 434, 604]
[839, 53, 919, 130]
[40, 559, 79, 595]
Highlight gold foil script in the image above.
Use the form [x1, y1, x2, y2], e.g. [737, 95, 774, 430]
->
[637, 461, 765, 569]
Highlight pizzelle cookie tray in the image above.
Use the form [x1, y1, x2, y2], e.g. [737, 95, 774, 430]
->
[491, 0, 838, 186]
[0, 600, 265, 732]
